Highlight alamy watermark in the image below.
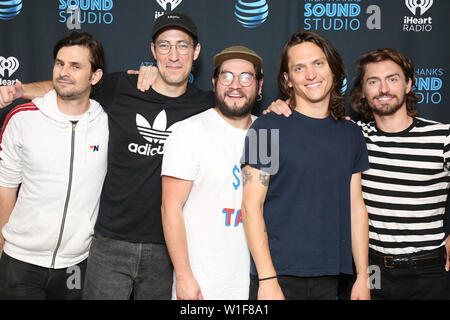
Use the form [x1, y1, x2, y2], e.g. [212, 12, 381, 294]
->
[243, 128, 280, 175]
[66, 265, 81, 290]
[367, 265, 381, 290]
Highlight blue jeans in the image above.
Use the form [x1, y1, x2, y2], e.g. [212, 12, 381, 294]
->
[82, 233, 173, 300]
[0, 253, 87, 300]
[249, 274, 338, 300]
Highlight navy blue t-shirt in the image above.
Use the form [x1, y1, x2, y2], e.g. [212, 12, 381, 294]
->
[241, 111, 369, 277]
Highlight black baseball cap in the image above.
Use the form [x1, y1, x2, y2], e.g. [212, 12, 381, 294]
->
[152, 13, 198, 42]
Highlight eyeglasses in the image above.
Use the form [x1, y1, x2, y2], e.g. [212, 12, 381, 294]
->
[218, 71, 255, 87]
[155, 41, 194, 55]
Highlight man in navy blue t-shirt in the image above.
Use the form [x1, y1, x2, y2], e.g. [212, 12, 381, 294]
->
[241, 31, 370, 300]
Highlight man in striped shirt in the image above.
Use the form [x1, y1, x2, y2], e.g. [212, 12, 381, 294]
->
[350, 48, 450, 299]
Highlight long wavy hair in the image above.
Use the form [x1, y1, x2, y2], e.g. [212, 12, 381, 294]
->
[277, 30, 346, 121]
[350, 48, 419, 120]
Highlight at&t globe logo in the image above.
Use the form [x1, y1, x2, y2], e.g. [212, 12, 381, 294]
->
[341, 78, 348, 95]
[234, 0, 269, 29]
[0, 0, 22, 21]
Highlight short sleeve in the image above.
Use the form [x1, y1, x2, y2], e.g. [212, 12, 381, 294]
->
[352, 126, 370, 174]
[161, 119, 203, 181]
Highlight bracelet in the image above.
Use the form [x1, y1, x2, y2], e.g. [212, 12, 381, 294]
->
[139, 61, 157, 67]
[258, 275, 277, 282]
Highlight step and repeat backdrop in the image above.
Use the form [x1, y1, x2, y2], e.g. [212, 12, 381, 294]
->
[0, 0, 448, 122]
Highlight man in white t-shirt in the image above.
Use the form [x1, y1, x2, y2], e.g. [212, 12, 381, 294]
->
[160, 46, 263, 300]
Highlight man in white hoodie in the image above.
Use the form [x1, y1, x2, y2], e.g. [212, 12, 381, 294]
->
[0, 32, 108, 299]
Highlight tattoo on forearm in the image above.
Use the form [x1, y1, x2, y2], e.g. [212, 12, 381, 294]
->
[242, 168, 253, 185]
[259, 171, 270, 186]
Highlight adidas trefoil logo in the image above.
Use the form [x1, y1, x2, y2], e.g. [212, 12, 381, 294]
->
[128, 110, 178, 157]
[136, 110, 177, 144]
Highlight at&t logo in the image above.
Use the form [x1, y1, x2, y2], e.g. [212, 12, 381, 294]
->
[403, 0, 433, 32]
[0, 56, 19, 85]
[341, 78, 348, 96]
[0, 0, 22, 21]
[234, 0, 269, 29]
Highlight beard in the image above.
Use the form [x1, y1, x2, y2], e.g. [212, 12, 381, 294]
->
[215, 88, 257, 118]
[368, 93, 406, 117]
[54, 77, 90, 100]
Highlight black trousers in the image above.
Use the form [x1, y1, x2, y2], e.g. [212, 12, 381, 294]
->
[369, 247, 448, 300]
[249, 274, 338, 300]
[0, 253, 87, 300]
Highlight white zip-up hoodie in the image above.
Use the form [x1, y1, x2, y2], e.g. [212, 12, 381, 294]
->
[0, 90, 108, 269]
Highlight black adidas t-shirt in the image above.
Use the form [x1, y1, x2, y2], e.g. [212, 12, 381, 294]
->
[92, 72, 215, 243]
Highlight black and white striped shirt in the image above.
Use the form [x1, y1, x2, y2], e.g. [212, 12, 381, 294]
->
[358, 117, 450, 255]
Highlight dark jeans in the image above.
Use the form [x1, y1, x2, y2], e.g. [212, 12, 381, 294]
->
[82, 233, 173, 300]
[369, 247, 448, 300]
[447, 271, 450, 299]
[249, 274, 338, 300]
[0, 253, 87, 300]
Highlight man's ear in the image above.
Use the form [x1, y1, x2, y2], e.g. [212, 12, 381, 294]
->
[193, 43, 201, 61]
[405, 77, 412, 94]
[283, 72, 292, 88]
[151, 42, 157, 61]
[91, 69, 103, 86]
